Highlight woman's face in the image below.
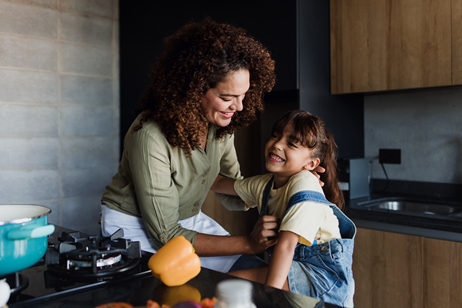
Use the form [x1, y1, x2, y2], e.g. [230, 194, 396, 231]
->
[201, 69, 250, 127]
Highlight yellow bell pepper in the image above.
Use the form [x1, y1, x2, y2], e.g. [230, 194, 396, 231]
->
[158, 284, 201, 306]
[148, 236, 201, 286]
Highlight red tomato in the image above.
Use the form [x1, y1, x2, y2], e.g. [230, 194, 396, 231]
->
[200, 298, 217, 308]
[146, 300, 162, 308]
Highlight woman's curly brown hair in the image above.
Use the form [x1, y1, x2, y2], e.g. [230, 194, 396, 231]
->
[134, 18, 276, 155]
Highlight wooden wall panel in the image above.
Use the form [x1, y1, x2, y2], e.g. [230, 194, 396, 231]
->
[201, 190, 259, 236]
[352, 228, 423, 308]
[453, 0, 462, 84]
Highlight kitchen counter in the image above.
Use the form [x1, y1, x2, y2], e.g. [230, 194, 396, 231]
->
[345, 192, 462, 242]
[22, 265, 323, 308]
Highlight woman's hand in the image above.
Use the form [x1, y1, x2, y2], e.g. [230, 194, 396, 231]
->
[247, 214, 280, 254]
[305, 165, 326, 187]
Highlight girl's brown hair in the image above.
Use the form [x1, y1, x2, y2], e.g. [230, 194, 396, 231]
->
[134, 18, 276, 155]
[271, 110, 345, 209]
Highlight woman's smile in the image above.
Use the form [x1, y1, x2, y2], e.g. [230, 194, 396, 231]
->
[220, 111, 235, 119]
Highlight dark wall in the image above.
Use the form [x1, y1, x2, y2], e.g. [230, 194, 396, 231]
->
[119, 0, 298, 156]
[298, 0, 364, 159]
[119, 0, 364, 164]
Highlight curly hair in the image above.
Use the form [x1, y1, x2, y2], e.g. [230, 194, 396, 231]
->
[272, 110, 345, 210]
[134, 18, 276, 155]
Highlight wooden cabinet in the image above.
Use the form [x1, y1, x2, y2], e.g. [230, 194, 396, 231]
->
[330, 0, 461, 94]
[353, 227, 462, 307]
[453, 0, 462, 84]
[423, 237, 462, 307]
[353, 228, 423, 308]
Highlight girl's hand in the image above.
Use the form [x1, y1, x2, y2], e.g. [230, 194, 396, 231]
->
[305, 165, 325, 187]
[247, 214, 279, 254]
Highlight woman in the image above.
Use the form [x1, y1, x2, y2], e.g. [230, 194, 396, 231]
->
[101, 18, 278, 272]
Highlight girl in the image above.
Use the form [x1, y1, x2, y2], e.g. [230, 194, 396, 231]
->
[212, 110, 356, 307]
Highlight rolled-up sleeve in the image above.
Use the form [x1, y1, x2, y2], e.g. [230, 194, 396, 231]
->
[127, 129, 197, 247]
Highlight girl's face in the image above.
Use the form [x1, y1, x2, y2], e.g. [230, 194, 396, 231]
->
[265, 126, 320, 184]
[201, 69, 250, 127]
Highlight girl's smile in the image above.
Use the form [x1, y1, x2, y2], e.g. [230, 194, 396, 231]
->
[268, 153, 284, 162]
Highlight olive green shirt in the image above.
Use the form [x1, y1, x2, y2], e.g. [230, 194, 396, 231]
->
[101, 114, 245, 248]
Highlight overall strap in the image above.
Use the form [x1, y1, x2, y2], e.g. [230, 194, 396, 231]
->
[286, 190, 357, 239]
[260, 177, 276, 255]
[259, 176, 274, 218]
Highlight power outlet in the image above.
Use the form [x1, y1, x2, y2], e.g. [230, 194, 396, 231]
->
[379, 149, 401, 164]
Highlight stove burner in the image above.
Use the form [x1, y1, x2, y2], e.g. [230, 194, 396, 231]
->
[46, 228, 142, 279]
[68, 253, 122, 268]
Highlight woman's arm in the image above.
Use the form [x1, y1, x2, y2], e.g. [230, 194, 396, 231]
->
[265, 231, 299, 289]
[211, 174, 238, 196]
[193, 214, 279, 256]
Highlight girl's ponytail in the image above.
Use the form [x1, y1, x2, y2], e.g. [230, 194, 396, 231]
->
[318, 128, 344, 210]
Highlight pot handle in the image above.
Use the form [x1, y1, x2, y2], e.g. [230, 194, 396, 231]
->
[7, 225, 55, 240]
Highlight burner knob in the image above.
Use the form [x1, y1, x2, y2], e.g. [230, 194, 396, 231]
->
[58, 242, 77, 253]
[45, 247, 60, 265]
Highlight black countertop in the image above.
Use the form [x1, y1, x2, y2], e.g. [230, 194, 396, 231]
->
[27, 266, 323, 308]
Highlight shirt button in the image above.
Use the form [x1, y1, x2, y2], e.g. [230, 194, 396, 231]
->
[192, 208, 197, 213]
[194, 203, 199, 207]
[161, 236, 165, 241]
[202, 180, 205, 184]
[203, 173, 207, 177]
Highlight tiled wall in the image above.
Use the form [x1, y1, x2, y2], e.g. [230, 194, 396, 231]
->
[364, 85, 462, 185]
[0, 0, 119, 235]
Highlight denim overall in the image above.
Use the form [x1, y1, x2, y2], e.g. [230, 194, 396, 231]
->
[261, 178, 356, 308]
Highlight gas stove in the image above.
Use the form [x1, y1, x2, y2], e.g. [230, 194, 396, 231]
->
[3, 225, 153, 308]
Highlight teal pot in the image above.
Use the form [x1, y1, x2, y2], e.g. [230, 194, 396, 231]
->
[0, 205, 55, 277]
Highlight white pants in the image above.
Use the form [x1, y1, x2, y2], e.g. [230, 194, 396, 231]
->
[101, 204, 240, 273]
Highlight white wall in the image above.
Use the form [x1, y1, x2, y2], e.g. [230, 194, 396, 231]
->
[364, 85, 462, 185]
[0, 0, 119, 234]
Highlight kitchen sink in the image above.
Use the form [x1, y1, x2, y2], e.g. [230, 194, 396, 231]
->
[356, 197, 462, 218]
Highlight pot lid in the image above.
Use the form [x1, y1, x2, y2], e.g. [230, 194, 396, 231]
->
[0, 205, 51, 225]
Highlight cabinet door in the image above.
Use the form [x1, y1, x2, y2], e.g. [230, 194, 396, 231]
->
[453, 0, 462, 84]
[423, 237, 462, 307]
[330, 0, 452, 94]
[352, 228, 423, 308]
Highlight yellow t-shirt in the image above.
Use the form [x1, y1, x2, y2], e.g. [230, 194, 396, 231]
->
[234, 171, 341, 246]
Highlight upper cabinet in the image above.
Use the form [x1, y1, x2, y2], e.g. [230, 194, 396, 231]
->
[330, 0, 462, 94]
[453, 0, 462, 84]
